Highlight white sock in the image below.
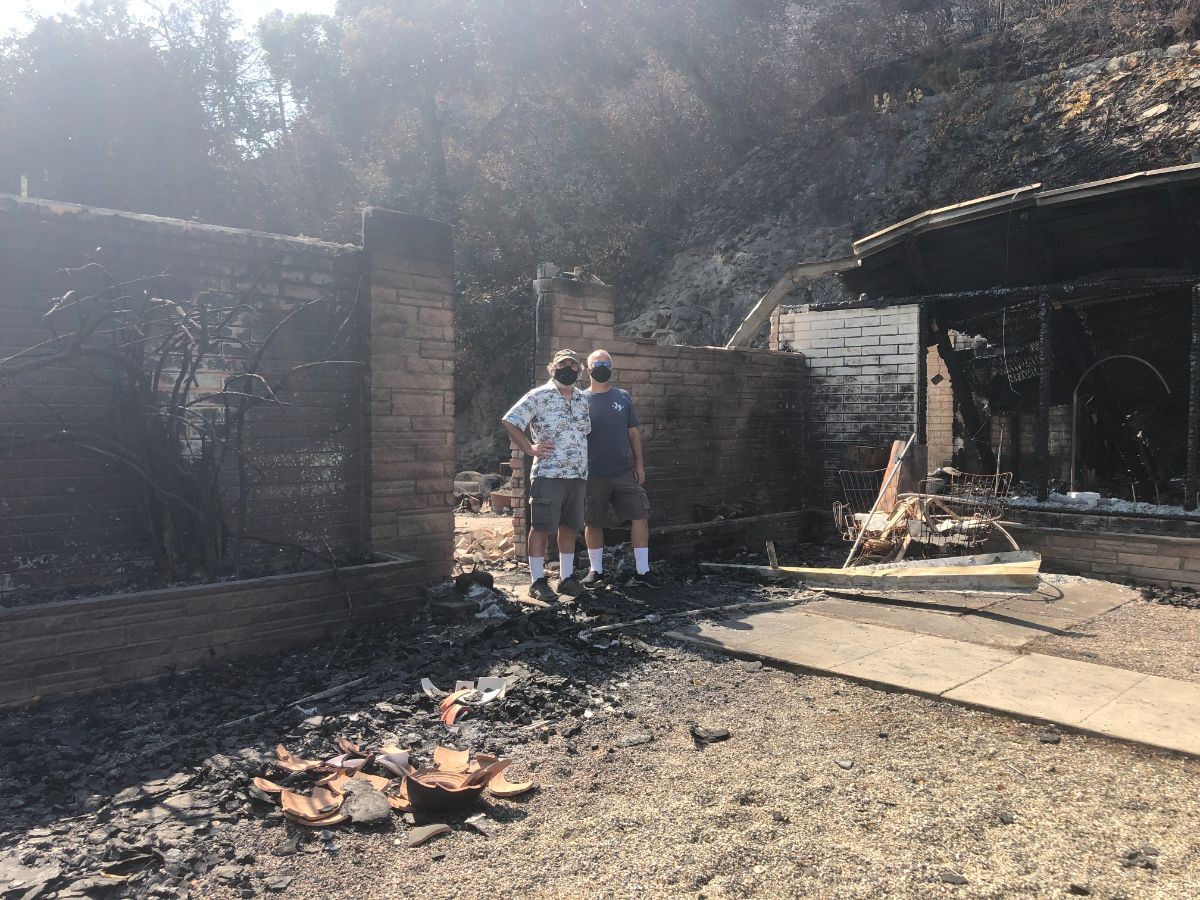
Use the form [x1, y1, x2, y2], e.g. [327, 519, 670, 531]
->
[634, 547, 650, 575]
[588, 548, 604, 573]
[529, 556, 545, 582]
[559, 552, 574, 579]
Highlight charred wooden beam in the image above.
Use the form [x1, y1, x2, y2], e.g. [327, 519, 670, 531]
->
[1036, 293, 1052, 502]
[932, 311, 996, 473]
[1189, 284, 1200, 508]
[812, 274, 1194, 311]
[916, 304, 930, 446]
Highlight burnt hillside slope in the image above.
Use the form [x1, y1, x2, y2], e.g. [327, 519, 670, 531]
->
[624, 41, 1200, 345]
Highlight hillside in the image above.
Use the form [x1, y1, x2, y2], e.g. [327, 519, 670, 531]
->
[624, 39, 1200, 346]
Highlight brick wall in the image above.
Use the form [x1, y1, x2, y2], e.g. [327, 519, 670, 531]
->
[1, 197, 454, 599]
[926, 346, 956, 469]
[0, 553, 422, 707]
[361, 208, 456, 583]
[774, 304, 921, 503]
[992, 408, 1072, 485]
[509, 269, 806, 559]
[1005, 507, 1200, 588]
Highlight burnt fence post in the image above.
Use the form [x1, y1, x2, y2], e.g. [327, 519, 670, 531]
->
[1036, 293, 1052, 502]
[1189, 284, 1200, 509]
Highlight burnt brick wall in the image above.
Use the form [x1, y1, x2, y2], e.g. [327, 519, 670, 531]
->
[1, 197, 455, 601]
[774, 304, 921, 504]
[606, 338, 806, 525]
[361, 208, 456, 581]
[1005, 507, 1200, 588]
[509, 270, 806, 558]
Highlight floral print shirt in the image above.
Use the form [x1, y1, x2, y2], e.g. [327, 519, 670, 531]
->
[503, 380, 592, 479]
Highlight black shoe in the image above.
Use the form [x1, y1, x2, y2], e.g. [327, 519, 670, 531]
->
[625, 570, 661, 589]
[580, 570, 606, 588]
[528, 577, 557, 603]
[556, 575, 585, 597]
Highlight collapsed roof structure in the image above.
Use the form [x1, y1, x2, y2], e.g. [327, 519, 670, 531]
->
[733, 162, 1200, 507]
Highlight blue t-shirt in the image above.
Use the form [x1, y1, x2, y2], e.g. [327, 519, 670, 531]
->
[585, 387, 640, 477]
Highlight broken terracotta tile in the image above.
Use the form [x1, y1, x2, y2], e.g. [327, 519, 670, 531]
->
[420, 678, 450, 700]
[487, 770, 536, 798]
[336, 736, 362, 755]
[284, 810, 349, 828]
[252, 777, 286, 794]
[405, 771, 487, 811]
[280, 786, 342, 821]
[431, 747, 471, 773]
[350, 771, 392, 791]
[274, 745, 322, 773]
[325, 753, 368, 771]
[376, 750, 411, 777]
[407, 823, 451, 847]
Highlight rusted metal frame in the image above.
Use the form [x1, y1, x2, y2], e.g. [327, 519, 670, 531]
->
[932, 308, 997, 473]
[1036, 293, 1052, 502]
[1189, 284, 1200, 508]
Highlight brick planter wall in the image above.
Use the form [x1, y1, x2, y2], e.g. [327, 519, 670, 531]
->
[1004, 507, 1200, 588]
[0, 553, 422, 707]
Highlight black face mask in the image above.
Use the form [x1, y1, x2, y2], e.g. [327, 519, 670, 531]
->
[589, 366, 612, 383]
[553, 367, 579, 385]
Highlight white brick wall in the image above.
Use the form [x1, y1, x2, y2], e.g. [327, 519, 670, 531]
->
[775, 305, 921, 500]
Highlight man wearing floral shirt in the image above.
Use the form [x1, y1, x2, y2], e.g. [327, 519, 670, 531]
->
[501, 349, 591, 602]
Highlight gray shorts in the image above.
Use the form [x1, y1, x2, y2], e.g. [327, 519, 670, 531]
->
[585, 471, 650, 525]
[529, 477, 586, 532]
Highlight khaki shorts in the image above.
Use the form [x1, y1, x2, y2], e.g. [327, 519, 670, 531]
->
[585, 471, 650, 526]
[529, 477, 586, 532]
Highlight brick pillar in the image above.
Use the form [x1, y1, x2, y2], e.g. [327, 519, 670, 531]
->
[361, 207, 455, 580]
[510, 266, 617, 559]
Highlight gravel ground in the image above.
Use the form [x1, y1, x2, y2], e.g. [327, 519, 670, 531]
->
[5, 560, 1200, 899]
[195, 644, 1200, 900]
[1027, 598, 1200, 684]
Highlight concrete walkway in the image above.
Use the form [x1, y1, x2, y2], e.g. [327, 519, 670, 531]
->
[670, 579, 1200, 756]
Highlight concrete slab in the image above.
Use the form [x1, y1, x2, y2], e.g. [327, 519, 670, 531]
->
[672, 592, 1200, 756]
[944, 653, 1147, 724]
[1080, 675, 1200, 755]
[986, 579, 1135, 625]
[673, 611, 916, 669]
[802, 598, 1054, 649]
[831, 634, 1017, 694]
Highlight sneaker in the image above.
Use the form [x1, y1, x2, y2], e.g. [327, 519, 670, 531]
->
[527, 577, 557, 604]
[625, 570, 661, 589]
[556, 575, 585, 597]
[579, 570, 606, 588]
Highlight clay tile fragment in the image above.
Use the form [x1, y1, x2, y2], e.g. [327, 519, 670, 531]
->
[432, 747, 471, 774]
[350, 771, 392, 791]
[280, 786, 343, 822]
[420, 678, 450, 700]
[385, 778, 413, 811]
[407, 823, 451, 847]
[337, 737, 362, 755]
[376, 750, 411, 777]
[405, 771, 486, 811]
[249, 777, 284, 796]
[487, 770, 536, 799]
[274, 745, 322, 773]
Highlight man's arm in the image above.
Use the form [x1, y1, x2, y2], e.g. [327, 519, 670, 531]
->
[503, 419, 555, 459]
[629, 426, 645, 485]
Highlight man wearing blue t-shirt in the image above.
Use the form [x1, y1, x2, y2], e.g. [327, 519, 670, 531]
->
[581, 349, 657, 588]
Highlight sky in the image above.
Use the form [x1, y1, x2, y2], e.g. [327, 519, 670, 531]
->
[0, 1, 338, 37]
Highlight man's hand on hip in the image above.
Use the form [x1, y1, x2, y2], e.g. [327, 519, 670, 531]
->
[530, 441, 556, 459]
